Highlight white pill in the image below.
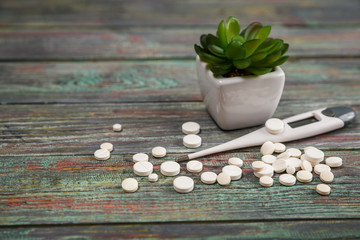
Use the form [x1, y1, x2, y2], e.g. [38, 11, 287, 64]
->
[287, 148, 302, 158]
[173, 176, 194, 193]
[301, 154, 322, 166]
[201, 172, 218, 184]
[133, 161, 153, 176]
[301, 159, 313, 172]
[148, 173, 159, 182]
[254, 164, 274, 178]
[113, 123, 122, 132]
[222, 165, 242, 180]
[316, 184, 331, 195]
[94, 148, 110, 161]
[265, 118, 284, 134]
[182, 122, 200, 135]
[132, 153, 149, 162]
[272, 159, 287, 173]
[217, 172, 231, 186]
[122, 178, 138, 193]
[260, 141, 275, 155]
[186, 160, 203, 173]
[261, 155, 277, 164]
[152, 146, 167, 158]
[100, 142, 113, 152]
[304, 146, 318, 153]
[279, 174, 296, 186]
[320, 171, 334, 183]
[228, 157, 243, 167]
[305, 148, 324, 162]
[296, 170, 313, 183]
[252, 161, 266, 171]
[183, 134, 202, 148]
[259, 176, 273, 187]
[286, 165, 296, 175]
[277, 150, 290, 160]
[274, 143, 286, 153]
[160, 161, 180, 176]
[286, 157, 302, 171]
[325, 157, 343, 167]
[314, 164, 331, 175]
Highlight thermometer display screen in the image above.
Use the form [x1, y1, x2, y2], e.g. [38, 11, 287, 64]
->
[288, 117, 318, 128]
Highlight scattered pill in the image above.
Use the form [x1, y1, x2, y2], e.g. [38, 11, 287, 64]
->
[286, 165, 296, 175]
[122, 178, 138, 193]
[252, 161, 265, 171]
[301, 159, 313, 172]
[325, 157, 343, 167]
[296, 170, 313, 183]
[314, 164, 331, 175]
[148, 173, 159, 182]
[132, 153, 149, 162]
[182, 122, 200, 135]
[113, 124, 122, 132]
[133, 161, 153, 176]
[287, 148, 302, 158]
[254, 164, 274, 178]
[183, 134, 202, 148]
[186, 160, 203, 173]
[305, 147, 324, 162]
[94, 148, 111, 161]
[304, 146, 318, 153]
[201, 171, 218, 184]
[274, 143, 286, 153]
[228, 157, 243, 167]
[286, 157, 302, 171]
[261, 155, 277, 164]
[152, 146, 167, 158]
[272, 159, 287, 173]
[265, 118, 284, 134]
[222, 165, 242, 180]
[173, 176, 194, 193]
[259, 176, 273, 187]
[260, 141, 275, 155]
[316, 184, 331, 195]
[100, 142, 113, 152]
[217, 172, 231, 186]
[160, 161, 180, 176]
[320, 171, 334, 183]
[277, 150, 290, 160]
[279, 174, 296, 186]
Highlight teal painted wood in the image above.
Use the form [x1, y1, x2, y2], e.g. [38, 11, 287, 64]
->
[0, 28, 359, 60]
[0, 151, 359, 225]
[0, 220, 360, 239]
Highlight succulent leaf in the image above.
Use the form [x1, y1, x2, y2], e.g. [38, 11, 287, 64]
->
[200, 34, 208, 51]
[206, 34, 222, 48]
[232, 35, 245, 43]
[225, 40, 246, 60]
[195, 44, 227, 64]
[242, 22, 262, 40]
[233, 59, 251, 69]
[267, 56, 289, 68]
[243, 39, 261, 58]
[254, 25, 271, 44]
[225, 16, 241, 41]
[281, 43, 289, 55]
[250, 51, 268, 62]
[208, 44, 225, 57]
[217, 20, 228, 48]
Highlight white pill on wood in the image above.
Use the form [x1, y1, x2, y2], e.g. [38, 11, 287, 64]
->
[222, 165, 242, 180]
[254, 164, 274, 178]
[132, 153, 149, 162]
[100, 142, 113, 152]
[274, 143, 286, 153]
[228, 157, 243, 167]
[272, 159, 287, 173]
[301, 159, 313, 172]
[260, 141, 275, 155]
[152, 146, 167, 158]
[201, 172, 218, 184]
[316, 184, 331, 195]
[277, 150, 290, 160]
[296, 170, 313, 183]
[325, 157, 343, 167]
[305, 148, 324, 162]
[279, 174, 296, 186]
[252, 161, 266, 171]
[113, 124, 122, 132]
[133, 161, 153, 176]
[182, 122, 200, 135]
[148, 173, 159, 182]
[186, 160, 203, 173]
[286, 157, 302, 171]
[94, 149, 111, 161]
[173, 176, 194, 193]
[287, 148, 302, 158]
[265, 118, 284, 134]
[217, 172, 231, 186]
[261, 155, 277, 164]
[320, 171, 334, 183]
[286, 165, 296, 175]
[183, 134, 202, 148]
[122, 178, 138, 193]
[160, 161, 180, 176]
[259, 176, 273, 187]
[314, 164, 331, 175]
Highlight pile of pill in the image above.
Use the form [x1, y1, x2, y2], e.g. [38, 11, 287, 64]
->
[182, 122, 202, 149]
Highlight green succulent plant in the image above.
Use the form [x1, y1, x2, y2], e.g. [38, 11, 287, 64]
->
[194, 17, 289, 76]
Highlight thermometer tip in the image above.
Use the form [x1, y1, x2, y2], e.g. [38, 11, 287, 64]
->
[176, 155, 189, 162]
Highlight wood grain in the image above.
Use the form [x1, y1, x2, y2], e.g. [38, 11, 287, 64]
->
[0, 28, 359, 60]
[0, 0, 359, 27]
[1, 220, 360, 239]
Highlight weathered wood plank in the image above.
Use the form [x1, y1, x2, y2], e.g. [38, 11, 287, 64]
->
[0, 27, 359, 60]
[1, 220, 360, 239]
[0, 0, 359, 26]
[0, 103, 359, 156]
[0, 150, 359, 225]
[0, 59, 359, 104]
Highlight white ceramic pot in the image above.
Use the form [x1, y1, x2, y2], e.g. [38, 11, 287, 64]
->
[196, 55, 285, 130]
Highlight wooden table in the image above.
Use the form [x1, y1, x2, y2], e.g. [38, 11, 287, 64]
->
[0, 1, 359, 239]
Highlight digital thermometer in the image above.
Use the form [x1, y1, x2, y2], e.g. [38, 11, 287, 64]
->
[177, 106, 356, 162]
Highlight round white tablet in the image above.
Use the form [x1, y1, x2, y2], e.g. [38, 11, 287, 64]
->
[173, 176, 194, 193]
[222, 165, 242, 180]
[286, 157, 302, 171]
[217, 172, 231, 186]
[259, 176, 273, 187]
[100, 142, 113, 152]
[305, 148, 324, 162]
[186, 160, 203, 173]
[183, 134, 202, 148]
[316, 184, 331, 195]
[228, 157, 243, 167]
[133, 161, 153, 176]
[254, 164, 274, 178]
[274, 143, 286, 153]
[113, 123, 122, 132]
[287, 148, 302, 158]
[286, 165, 296, 175]
[325, 157, 343, 167]
[320, 171, 334, 183]
[201, 172, 217, 184]
[301, 159, 313, 172]
[148, 173, 159, 182]
[296, 170, 313, 183]
[314, 164, 331, 175]
[272, 159, 287, 173]
[94, 149, 111, 161]
[277, 150, 290, 160]
[279, 174, 296, 186]
[132, 153, 149, 162]
[152, 146, 166, 158]
[260, 141, 275, 155]
[122, 178, 138, 193]
[265, 118, 284, 134]
[261, 155, 277, 164]
[182, 122, 200, 135]
[252, 161, 266, 171]
[160, 161, 180, 176]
